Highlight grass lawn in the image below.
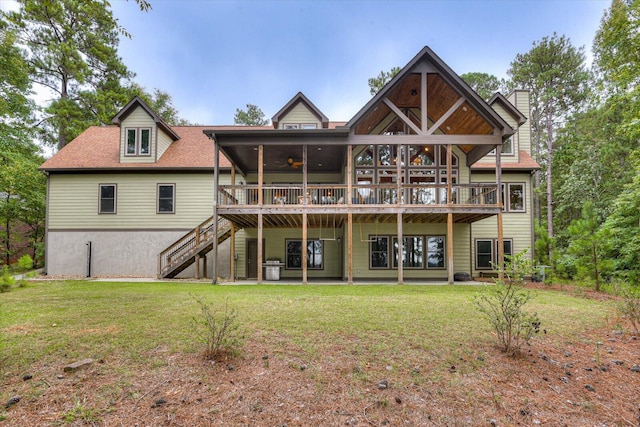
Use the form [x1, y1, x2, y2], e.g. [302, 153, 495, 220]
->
[2, 280, 635, 426]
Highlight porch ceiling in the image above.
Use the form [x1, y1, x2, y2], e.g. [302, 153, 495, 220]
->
[221, 211, 496, 229]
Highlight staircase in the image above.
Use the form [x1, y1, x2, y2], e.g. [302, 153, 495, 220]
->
[158, 216, 233, 279]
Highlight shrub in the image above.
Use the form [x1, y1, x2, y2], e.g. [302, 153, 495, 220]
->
[191, 295, 243, 361]
[17, 254, 33, 272]
[0, 266, 15, 293]
[474, 250, 540, 356]
[614, 282, 640, 334]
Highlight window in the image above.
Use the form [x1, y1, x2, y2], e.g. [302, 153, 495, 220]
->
[393, 236, 424, 268]
[370, 237, 389, 268]
[426, 237, 445, 268]
[283, 124, 299, 129]
[157, 184, 175, 213]
[285, 239, 323, 269]
[508, 183, 525, 212]
[125, 128, 151, 156]
[370, 235, 445, 270]
[475, 239, 513, 270]
[489, 136, 514, 156]
[99, 184, 116, 214]
[282, 123, 317, 130]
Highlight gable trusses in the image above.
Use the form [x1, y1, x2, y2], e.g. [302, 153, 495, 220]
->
[347, 46, 514, 166]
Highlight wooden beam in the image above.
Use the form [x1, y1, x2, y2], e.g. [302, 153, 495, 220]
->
[397, 212, 403, 285]
[302, 212, 308, 284]
[426, 97, 466, 136]
[230, 222, 235, 282]
[421, 71, 428, 133]
[347, 212, 353, 284]
[258, 145, 263, 206]
[212, 142, 220, 284]
[382, 97, 424, 135]
[257, 212, 263, 283]
[349, 134, 501, 146]
[496, 145, 504, 279]
[447, 212, 454, 284]
[347, 145, 353, 207]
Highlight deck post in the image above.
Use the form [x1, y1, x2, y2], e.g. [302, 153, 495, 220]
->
[202, 255, 207, 279]
[496, 144, 504, 279]
[397, 212, 403, 284]
[230, 164, 236, 282]
[447, 213, 454, 283]
[302, 212, 308, 284]
[347, 145, 353, 283]
[212, 139, 220, 284]
[258, 212, 263, 283]
[447, 144, 454, 284]
[347, 212, 353, 284]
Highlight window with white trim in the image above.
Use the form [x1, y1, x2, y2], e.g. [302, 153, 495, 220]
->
[489, 136, 514, 156]
[507, 183, 525, 212]
[475, 239, 513, 270]
[99, 184, 116, 214]
[125, 128, 151, 156]
[285, 239, 323, 269]
[157, 184, 175, 213]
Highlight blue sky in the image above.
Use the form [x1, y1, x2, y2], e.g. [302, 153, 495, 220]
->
[6, 0, 611, 125]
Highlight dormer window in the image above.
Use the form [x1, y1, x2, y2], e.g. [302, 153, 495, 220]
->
[489, 136, 514, 156]
[126, 128, 151, 156]
[283, 123, 317, 130]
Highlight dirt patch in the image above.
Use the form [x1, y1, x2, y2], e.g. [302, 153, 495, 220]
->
[2, 286, 639, 426]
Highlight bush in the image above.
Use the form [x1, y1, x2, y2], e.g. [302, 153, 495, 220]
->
[191, 295, 243, 361]
[17, 254, 33, 272]
[614, 282, 640, 334]
[474, 250, 540, 356]
[0, 265, 15, 293]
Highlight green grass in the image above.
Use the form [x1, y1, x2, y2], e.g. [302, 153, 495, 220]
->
[0, 281, 613, 375]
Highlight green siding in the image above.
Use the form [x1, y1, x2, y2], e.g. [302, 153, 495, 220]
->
[48, 172, 229, 229]
[279, 103, 321, 128]
[119, 108, 157, 163]
[510, 90, 532, 155]
[156, 128, 173, 160]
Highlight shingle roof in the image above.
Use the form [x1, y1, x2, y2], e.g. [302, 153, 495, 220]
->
[39, 125, 269, 171]
[471, 150, 540, 171]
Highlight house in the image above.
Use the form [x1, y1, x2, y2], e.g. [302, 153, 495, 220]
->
[40, 46, 538, 282]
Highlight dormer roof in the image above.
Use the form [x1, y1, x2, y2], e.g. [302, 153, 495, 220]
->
[488, 92, 527, 126]
[111, 96, 180, 141]
[271, 92, 330, 129]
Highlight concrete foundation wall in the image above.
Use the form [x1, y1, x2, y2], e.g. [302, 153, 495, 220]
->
[46, 230, 230, 278]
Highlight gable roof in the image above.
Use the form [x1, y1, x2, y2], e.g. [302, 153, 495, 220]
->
[347, 46, 514, 137]
[39, 125, 238, 171]
[271, 92, 330, 128]
[111, 96, 180, 141]
[488, 92, 527, 126]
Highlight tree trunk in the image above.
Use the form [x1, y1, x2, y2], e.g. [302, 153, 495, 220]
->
[546, 112, 554, 262]
[58, 74, 69, 150]
[4, 194, 10, 266]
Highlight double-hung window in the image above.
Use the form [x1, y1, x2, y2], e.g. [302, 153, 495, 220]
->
[475, 239, 513, 270]
[285, 239, 323, 269]
[125, 128, 151, 156]
[157, 184, 175, 213]
[99, 184, 117, 214]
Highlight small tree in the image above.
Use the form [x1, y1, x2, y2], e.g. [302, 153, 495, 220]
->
[191, 295, 242, 361]
[368, 66, 401, 96]
[474, 250, 540, 356]
[567, 201, 614, 291]
[234, 104, 269, 126]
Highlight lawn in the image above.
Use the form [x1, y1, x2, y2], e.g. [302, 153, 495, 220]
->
[1, 280, 637, 425]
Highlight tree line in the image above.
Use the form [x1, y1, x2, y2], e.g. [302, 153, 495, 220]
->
[1, 0, 638, 288]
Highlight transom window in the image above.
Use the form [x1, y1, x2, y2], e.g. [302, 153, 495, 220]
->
[475, 239, 513, 270]
[126, 128, 151, 156]
[283, 123, 317, 130]
[98, 184, 116, 214]
[370, 235, 445, 270]
[157, 184, 175, 214]
[285, 239, 323, 269]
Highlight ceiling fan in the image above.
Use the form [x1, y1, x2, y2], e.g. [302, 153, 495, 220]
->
[279, 157, 304, 169]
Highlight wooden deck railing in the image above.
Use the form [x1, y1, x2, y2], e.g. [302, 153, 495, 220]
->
[158, 216, 231, 278]
[217, 184, 498, 207]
